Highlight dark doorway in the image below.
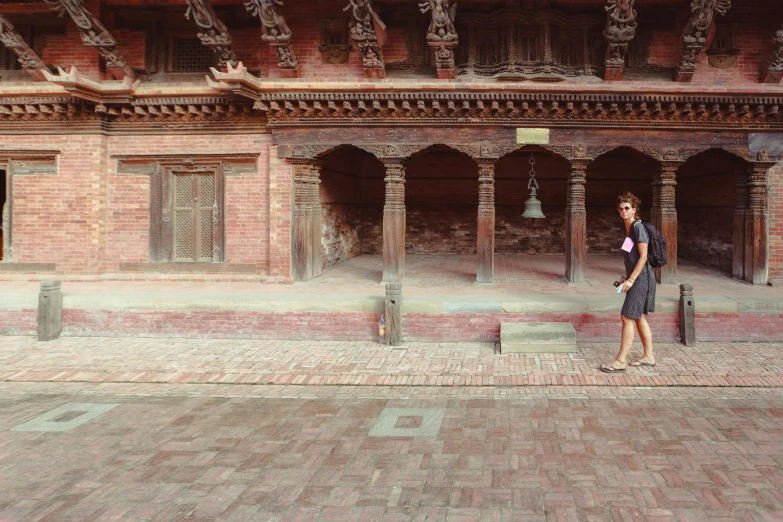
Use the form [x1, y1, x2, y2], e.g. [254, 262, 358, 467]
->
[0, 168, 6, 260]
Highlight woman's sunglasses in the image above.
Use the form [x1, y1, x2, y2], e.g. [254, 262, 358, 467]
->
[618, 206, 633, 211]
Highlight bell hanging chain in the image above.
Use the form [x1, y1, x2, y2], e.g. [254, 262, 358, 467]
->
[528, 153, 539, 191]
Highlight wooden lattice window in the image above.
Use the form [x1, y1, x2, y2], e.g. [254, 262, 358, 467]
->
[559, 40, 579, 66]
[518, 34, 538, 62]
[173, 37, 215, 72]
[478, 39, 497, 65]
[150, 160, 225, 263]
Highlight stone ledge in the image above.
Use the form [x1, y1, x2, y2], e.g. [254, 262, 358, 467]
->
[0, 263, 56, 272]
[119, 263, 258, 274]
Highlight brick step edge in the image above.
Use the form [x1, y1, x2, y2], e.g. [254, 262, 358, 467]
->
[0, 371, 781, 388]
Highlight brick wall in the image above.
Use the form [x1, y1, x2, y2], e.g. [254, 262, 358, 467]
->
[8, 134, 106, 272]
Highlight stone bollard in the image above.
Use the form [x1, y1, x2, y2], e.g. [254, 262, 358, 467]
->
[679, 284, 695, 346]
[38, 280, 63, 341]
[384, 282, 402, 346]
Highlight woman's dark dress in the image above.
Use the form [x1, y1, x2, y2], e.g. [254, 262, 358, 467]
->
[621, 221, 656, 319]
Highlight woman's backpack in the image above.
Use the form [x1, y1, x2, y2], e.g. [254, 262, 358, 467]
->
[639, 221, 668, 268]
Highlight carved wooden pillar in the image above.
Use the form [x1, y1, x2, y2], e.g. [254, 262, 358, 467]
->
[476, 159, 495, 284]
[382, 159, 406, 282]
[732, 166, 749, 281]
[566, 160, 588, 283]
[650, 162, 679, 284]
[744, 156, 774, 285]
[291, 160, 321, 281]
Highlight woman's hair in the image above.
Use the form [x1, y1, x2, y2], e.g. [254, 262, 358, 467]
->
[617, 192, 642, 221]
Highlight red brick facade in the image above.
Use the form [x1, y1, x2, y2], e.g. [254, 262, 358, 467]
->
[0, 0, 782, 286]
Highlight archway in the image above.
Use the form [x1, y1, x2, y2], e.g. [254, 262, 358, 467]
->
[495, 146, 570, 255]
[586, 147, 657, 256]
[317, 145, 385, 273]
[677, 148, 750, 278]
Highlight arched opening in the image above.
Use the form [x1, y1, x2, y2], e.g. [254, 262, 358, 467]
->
[318, 145, 385, 273]
[677, 148, 749, 276]
[405, 145, 479, 253]
[586, 147, 656, 255]
[495, 146, 570, 255]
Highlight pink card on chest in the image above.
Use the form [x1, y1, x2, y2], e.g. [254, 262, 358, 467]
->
[621, 237, 634, 252]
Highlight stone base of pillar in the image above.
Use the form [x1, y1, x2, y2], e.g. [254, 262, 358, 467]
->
[436, 68, 455, 79]
[279, 68, 299, 78]
[759, 70, 783, 84]
[673, 68, 694, 82]
[365, 67, 385, 79]
[603, 66, 623, 81]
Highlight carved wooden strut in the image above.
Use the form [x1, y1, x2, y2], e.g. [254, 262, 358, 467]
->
[0, 14, 49, 81]
[344, 0, 386, 78]
[184, 0, 239, 68]
[245, 0, 299, 78]
[45, 0, 136, 81]
[419, 0, 458, 79]
[675, 0, 731, 82]
[602, 0, 637, 81]
[760, 26, 783, 84]
[382, 159, 406, 282]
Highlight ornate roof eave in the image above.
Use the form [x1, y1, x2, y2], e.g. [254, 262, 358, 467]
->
[205, 66, 783, 128]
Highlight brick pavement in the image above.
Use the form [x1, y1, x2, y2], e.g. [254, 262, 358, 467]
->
[0, 382, 782, 521]
[1, 336, 782, 388]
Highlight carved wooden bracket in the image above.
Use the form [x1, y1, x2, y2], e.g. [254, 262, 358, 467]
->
[184, 0, 239, 68]
[45, 0, 137, 81]
[0, 14, 49, 81]
[43, 66, 138, 104]
[760, 26, 783, 84]
[602, 0, 637, 81]
[674, 0, 731, 82]
[244, 0, 298, 78]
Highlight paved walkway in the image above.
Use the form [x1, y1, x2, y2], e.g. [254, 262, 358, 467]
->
[1, 383, 782, 521]
[1, 336, 782, 388]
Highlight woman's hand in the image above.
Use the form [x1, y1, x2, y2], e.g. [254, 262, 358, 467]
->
[621, 279, 634, 293]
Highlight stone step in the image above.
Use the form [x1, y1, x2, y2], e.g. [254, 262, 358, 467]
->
[500, 322, 577, 354]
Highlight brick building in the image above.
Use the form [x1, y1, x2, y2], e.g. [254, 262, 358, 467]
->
[0, 0, 782, 290]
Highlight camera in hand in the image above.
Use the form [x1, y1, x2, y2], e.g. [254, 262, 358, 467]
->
[613, 276, 627, 288]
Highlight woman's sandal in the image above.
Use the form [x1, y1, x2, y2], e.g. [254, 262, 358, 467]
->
[600, 362, 627, 374]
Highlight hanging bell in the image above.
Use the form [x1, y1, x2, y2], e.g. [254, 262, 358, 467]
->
[521, 182, 546, 219]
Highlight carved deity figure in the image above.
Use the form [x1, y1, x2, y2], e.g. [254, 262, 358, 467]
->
[603, 0, 637, 67]
[768, 28, 783, 72]
[245, 0, 291, 41]
[418, 0, 457, 43]
[678, 0, 731, 71]
[344, 0, 386, 72]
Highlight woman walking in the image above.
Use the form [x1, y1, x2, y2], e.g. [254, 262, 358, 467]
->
[601, 192, 656, 373]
